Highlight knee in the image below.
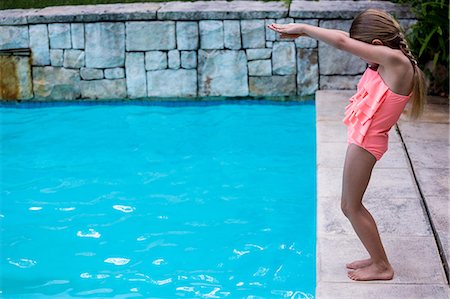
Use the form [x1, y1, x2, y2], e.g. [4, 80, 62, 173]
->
[341, 200, 362, 218]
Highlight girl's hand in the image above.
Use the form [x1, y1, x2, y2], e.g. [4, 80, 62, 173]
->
[267, 23, 308, 39]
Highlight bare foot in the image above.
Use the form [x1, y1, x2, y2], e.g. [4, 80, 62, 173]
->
[347, 262, 394, 281]
[346, 258, 372, 269]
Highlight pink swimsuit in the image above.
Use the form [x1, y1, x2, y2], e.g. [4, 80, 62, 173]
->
[342, 67, 412, 161]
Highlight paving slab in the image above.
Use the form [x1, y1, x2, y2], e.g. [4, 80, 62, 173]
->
[316, 282, 450, 299]
[315, 90, 353, 121]
[400, 141, 450, 169]
[316, 120, 347, 143]
[413, 167, 450, 198]
[398, 122, 449, 143]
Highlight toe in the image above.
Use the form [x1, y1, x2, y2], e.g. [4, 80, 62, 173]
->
[347, 271, 354, 280]
[349, 269, 359, 280]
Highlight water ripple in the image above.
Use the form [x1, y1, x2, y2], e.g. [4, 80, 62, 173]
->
[104, 257, 130, 266]
[7, 258, 37, 268]
[29, 206, 43, 211]
[76, 228, 101, 238]
[152, 258, 166, 266]
[112, 205, 135, 213]
[40, 179, 86, 193]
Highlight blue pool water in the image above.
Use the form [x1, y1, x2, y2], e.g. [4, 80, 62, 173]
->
[0, 100, 316, 298]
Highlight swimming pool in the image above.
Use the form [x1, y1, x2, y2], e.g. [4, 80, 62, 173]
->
[0, 100, 316, 298]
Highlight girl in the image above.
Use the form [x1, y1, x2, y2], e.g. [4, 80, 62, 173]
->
[268, 9, 426, 281]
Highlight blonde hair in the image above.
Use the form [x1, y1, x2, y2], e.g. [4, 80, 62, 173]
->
[349, 9, 426, 120]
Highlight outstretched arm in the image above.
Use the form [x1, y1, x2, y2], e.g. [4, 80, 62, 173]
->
[268, 23, 404, 67]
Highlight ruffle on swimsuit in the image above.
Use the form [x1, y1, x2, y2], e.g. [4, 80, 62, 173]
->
[342, 68, 390, 144]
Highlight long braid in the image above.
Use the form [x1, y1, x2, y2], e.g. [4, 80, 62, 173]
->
[397, 32, 418, 69]
[396, 31, 426, 119]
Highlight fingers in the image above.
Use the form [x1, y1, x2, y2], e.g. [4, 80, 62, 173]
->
[267, 23, 287, 33]
[267, 23, 303, 39]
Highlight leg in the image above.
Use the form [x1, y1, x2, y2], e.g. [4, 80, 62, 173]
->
[341, 143, 394, 281]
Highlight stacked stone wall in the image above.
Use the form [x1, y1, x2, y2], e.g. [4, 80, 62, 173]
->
[0, 1, 415, 101]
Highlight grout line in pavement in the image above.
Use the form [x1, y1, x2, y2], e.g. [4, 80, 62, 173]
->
[395, 123, 450, 285]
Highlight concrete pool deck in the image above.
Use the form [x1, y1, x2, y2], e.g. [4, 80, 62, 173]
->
[315, 90, 449, 298]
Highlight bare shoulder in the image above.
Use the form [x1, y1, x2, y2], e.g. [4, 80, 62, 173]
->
[378, 51, 414, 96]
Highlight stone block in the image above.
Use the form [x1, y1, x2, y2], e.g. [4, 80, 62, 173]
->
[180, 51, 197, 69]
[294, 19, 318, 48]
[63, 49, 85, 68]
[320, 75, 360, 90]
[157, 1, 287, 20]
[246, 48, 271, 60]
[147, 69, 197, 97]
[168, 50, 180, 69]
[0, 9, 33, 25]
[272, 42, 296, 75]
[48, 23, 71, 49]
[266, 41, 273, 48]
[0, 25, 28, 50]
[399, 19, 417, 36]
[265, 19, 276, 41]
[249, 75, 296, 96]
[125, 52, 147, 98]
[222, 20, 241, 50]
[25, 3, 160, 23]
[297, 48, 318, 96]
[81, 79, 126, 99]
[289, 0, 414, 19]
[71, 23, 85, 49]
[126, 21, 175, 51]
[241, 20, 265, 49]
[319, 20, 366, 75]
[199, 20, 224, 49]
[198, 50, 248, 97]
[0, 55, 33, 100]
[29, 24, 50, 66]
[49, 49, 63, 66]
[104, 67, 124, 79]
[85, 22, 125, 68]
[248, 60, 272, 76]
[145, 51, 167, 71]
[32, 66, 80, 100]
[176, 21, 198, 50]
[80, 67, 103, 80]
